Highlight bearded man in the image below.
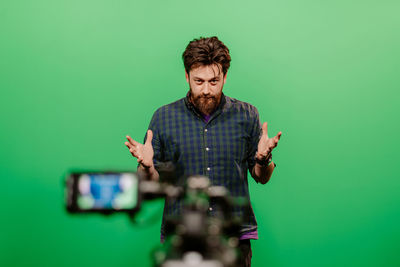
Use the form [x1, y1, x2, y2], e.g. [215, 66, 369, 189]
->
[125, 36, 282, 266]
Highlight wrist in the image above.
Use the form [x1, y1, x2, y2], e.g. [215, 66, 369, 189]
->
[139, 162, 154, 173]
[255, 152, 272, 167]
[256, 150, 271, 160]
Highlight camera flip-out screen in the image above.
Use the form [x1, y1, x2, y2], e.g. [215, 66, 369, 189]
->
[66, 172, 140, 213]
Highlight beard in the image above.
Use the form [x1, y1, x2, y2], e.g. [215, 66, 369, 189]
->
[189, 89, 222, 116]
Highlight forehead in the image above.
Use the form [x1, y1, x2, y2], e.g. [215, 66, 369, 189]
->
[189, 64, 224, 79]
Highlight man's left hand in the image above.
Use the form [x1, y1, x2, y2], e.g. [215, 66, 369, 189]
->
[256, 122, 282, 160]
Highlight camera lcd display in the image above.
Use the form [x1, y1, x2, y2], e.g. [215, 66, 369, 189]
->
[75, 173, 139, 211]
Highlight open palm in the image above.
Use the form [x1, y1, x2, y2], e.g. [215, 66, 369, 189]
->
[125, 130, 154, 168]
[257, 122, 282, 159]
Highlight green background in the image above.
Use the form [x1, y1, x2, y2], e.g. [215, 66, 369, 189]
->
[1, 0, 399, 266]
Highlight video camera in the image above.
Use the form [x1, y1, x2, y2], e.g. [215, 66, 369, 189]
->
[65, 166, 249, 267]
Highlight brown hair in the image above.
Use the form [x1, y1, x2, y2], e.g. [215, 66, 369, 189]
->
[182, 36, 231, 76]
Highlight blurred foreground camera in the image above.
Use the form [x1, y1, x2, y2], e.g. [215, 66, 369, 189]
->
[64, 168, 249, 267]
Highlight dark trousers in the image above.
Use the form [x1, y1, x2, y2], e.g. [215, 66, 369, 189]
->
[238, 239, 252, 267]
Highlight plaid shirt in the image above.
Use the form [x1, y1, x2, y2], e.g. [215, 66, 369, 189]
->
[144, 92, 264, 237]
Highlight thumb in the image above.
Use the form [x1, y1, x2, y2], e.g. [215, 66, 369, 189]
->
[262, 122, 268, 137]
[145, 130, 153, 145]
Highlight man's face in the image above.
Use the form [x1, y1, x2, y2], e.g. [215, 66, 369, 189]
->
[185, 64, 227, 116]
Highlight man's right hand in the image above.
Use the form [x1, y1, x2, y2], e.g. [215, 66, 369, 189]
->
[125, 130, 154, 169]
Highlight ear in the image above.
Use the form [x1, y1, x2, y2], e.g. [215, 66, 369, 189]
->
[223, 73, 228, 84]
[185, 71, 190, 83]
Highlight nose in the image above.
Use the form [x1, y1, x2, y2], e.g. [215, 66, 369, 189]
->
[202, 83, 211, 95]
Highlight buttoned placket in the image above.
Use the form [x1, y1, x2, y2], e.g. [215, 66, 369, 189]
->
[203, 125, 211, 177]
[185, 95, 226, 216]
[201, 102, 226, 179]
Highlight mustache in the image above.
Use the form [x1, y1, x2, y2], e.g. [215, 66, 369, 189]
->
[197, 95, 216, 100]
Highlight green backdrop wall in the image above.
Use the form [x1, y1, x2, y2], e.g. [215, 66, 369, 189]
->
[1, 0, 399, 266]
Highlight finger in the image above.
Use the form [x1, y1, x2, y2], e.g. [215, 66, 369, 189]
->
[277, 131, 282, 140]
[126, 135, 140, 147]
[273, 136, 280, 147]
[262, 122, 268, 137]
[130, 149, 141, 159]
[126, 141, 140, 155]
[125, 141, 134, 149]
[145, 130, 153, 145]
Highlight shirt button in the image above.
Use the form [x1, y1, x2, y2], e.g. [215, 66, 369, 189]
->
[209, 207, 212, 211]
[207, 167, 211, 171]
[204, 129, 208, 132]
[206, 147, 210, 151]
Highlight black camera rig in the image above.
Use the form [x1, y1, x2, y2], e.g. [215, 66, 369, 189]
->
[65, 166, 250, 267]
